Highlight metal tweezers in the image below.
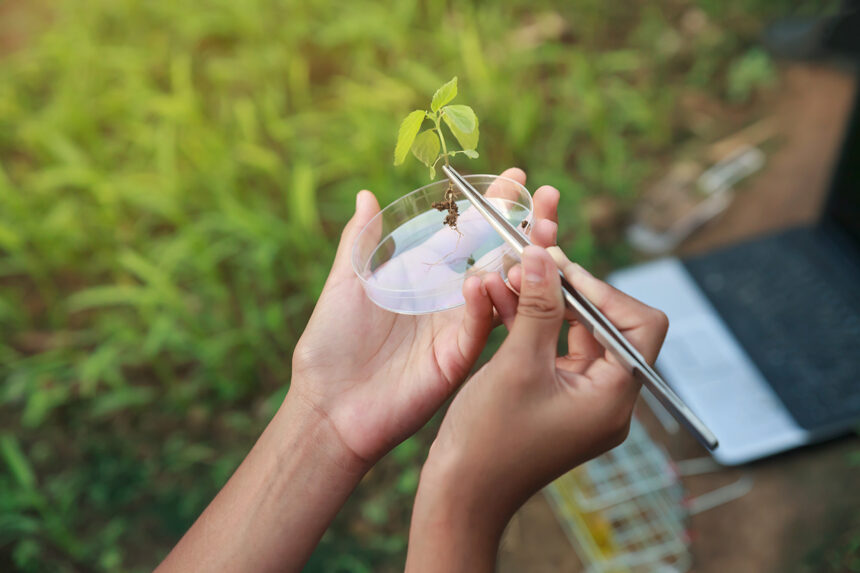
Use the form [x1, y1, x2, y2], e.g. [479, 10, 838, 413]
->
[443, 165, 719, 450]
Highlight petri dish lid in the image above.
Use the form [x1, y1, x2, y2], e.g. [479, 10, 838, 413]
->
[352, 174, 532, 314]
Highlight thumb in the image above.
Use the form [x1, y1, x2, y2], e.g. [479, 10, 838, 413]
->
[331, 190, 381, 279]
[507, 246, 565, 356]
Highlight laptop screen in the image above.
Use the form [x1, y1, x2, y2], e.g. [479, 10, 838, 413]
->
[823, 84, 860, 250]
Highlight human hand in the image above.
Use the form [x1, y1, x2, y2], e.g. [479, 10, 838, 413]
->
[159, 172, 559, 573]
[406, 194, 669, 571]
[288, 168, 559, 468]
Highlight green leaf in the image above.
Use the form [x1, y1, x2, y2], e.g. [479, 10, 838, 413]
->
[463, 149, 479, 158]
[411, 129, 440, 167]
[290, 161, 320, 231]
[66, 285, 147, 311]
[726, 48, 775, 103]
[394, 110, 426, 165]
[0, 435, 36, 490]
[0, 513, 40, 537]
[430, 77, 457, 112]
[90, 387, 156, 419]
[442, 104, 477, 133]
[443, 105, 480, 151]
[23, 385, 70, 428]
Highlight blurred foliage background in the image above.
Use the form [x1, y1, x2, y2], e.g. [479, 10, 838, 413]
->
[0, 0, 829, 571]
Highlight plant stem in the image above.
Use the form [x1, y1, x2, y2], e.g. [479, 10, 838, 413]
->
[433, 115, 450, 168]
[432, 114, 456, 232]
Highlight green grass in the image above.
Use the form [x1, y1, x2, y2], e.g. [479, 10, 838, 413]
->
[0, 0, 812, 570]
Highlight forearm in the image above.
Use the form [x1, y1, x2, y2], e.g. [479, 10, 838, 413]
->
[156, 390, 368, 573]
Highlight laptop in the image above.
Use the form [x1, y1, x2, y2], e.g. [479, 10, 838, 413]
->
[609, 86, 860, 466]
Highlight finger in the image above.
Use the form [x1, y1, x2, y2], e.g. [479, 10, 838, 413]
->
[552, 252, 669, 364]
[499, 167, 526, 186]
[331, 190, 381, 280]
[583, 357, 642, 404]
[509, 259, 582, 324]
[454, 276, 495, 376]
[530, 218, 558, 248]
[557, 321, 604, 374]
[507, 264, 521, 295]
[532, 185, 560, 226]
[506, 262, 574, 324]
[484, 167, 527, 202]
[505, 246, 564, 357]
[483, 273, 518, 330]
[542, 247, 602, 373]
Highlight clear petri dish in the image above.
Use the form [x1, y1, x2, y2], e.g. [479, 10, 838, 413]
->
[352, 174, 533, 314]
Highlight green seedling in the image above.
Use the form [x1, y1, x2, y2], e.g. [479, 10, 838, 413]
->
[394, 77, 480, 230]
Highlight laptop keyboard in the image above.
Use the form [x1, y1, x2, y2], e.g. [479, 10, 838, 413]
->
[684, 227, 860, 431]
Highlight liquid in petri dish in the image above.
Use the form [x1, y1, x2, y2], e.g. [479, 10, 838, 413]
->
[362, 197, 529, 313]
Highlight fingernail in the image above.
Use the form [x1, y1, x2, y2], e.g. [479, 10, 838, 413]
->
[523, 246, 546, 285]
[356, 191, 364, 210]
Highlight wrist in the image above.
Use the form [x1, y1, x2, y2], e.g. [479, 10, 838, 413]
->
[418, 442, 518, 530]
[273, 388, 372, 481]
[406, 443, 517, 572]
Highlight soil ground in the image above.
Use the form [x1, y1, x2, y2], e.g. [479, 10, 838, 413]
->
[498, 64, 860, 573]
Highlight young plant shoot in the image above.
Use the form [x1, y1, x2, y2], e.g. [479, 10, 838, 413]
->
[394, 77, 480, 230]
